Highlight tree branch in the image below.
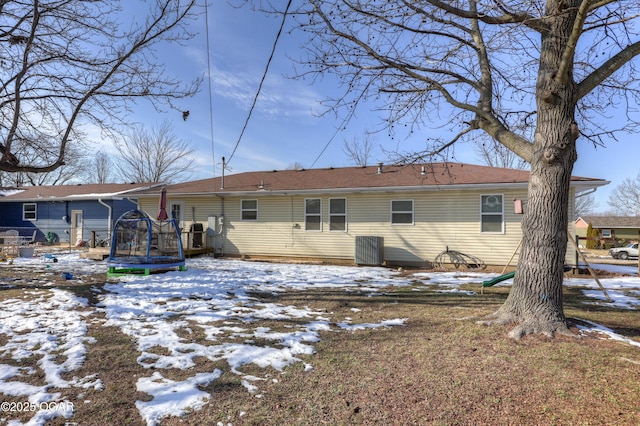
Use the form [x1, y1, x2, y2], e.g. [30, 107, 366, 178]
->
[423, 0, 546, 31]
[555, 0, 591, 86]
[576, 40, 640, 100]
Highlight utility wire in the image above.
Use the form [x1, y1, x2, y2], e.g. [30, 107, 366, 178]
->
[309, 89, 365, 168]
[226, 0, 293, 166]
[309, 113, 351, 168]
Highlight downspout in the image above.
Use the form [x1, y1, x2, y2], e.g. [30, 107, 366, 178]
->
[97, 198, 112, 239]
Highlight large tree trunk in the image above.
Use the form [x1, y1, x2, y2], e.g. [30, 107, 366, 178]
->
[483, 1, 580, 339]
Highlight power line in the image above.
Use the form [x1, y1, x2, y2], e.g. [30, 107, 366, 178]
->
[225, 0, 293, 167]
[310, 114, 350, 169]
[309, 94, 363, 168]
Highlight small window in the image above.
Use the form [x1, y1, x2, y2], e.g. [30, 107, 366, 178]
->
[391, 200, 413, 225]
[481, 195, 503, 233]
[23, 203, 37, 221]
[171, 203, 181, 221]
[169, 201, 184, 226]
[329, 198, 347, 231]
[241, 200, 258, 221]
[305, 198, 322, 231]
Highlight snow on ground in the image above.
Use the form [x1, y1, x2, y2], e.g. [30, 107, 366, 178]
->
[0, 287, 102, 425]
[0, 253, 639, 425]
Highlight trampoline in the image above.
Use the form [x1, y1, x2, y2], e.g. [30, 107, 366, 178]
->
[107, 209, 186, 276]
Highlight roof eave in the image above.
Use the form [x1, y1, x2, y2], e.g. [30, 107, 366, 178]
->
[135, 182, 534, 197]
[2, 195, 140, 202]
[132, 178, 608, 198]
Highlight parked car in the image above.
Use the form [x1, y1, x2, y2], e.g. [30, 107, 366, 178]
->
[609, 243, 639, 260]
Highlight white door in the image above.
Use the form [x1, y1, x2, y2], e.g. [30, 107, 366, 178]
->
[71, 210, 84, 245]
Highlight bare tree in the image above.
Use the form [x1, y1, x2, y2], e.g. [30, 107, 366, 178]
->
[114, 121, 194, 183]
[343, 135, 375, 167]
[270, 1, 640, 338]
[608, 172, 640, 216]
[286, 161, 305, 170]
[0, 1, 200, 174]
[93, 151, 114, 184]
[575, 193, 597, 219]
[475, 137, 528, 170]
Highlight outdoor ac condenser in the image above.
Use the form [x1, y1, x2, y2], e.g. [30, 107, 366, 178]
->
[354, 236, 384, 266]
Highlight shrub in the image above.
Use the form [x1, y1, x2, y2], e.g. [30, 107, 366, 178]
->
[586, 223, 599, 249]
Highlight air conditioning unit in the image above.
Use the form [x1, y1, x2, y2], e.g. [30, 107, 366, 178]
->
[355, 236, 384, 265]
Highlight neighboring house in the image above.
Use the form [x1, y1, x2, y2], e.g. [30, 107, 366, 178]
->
[575, 216, 640, 246]
[0, 183, 160, 244]
[133, 162, 607, 267]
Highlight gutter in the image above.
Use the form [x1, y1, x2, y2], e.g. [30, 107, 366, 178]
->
[132, 180, 610, 198]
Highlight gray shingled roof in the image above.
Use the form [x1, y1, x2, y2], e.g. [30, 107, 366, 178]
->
[579, 216, 640, 229]
[0, 163, 606, 202]
[131, 162, 607, 196]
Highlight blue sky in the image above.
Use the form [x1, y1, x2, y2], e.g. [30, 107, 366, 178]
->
[118, 1, 639, 213]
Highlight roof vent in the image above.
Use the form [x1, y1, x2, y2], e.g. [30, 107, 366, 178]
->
[377, 162, 383, 174]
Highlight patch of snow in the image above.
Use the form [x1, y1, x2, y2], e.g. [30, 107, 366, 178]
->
[136, 370, 222, 426]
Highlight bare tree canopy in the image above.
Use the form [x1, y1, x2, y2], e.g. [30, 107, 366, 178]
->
[474, 137, 528, 170]
[93, 151, 114, 184]
[343, 134, 375, 167]
[114, 121, 194, 183]
[260, 0, 640, 338]
[575, 193, 597, 219]
[0, 0, 201, 174]
[608, 172, 640, 216]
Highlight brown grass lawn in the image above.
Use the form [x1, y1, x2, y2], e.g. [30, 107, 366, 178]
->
[0, 265, 638, 425]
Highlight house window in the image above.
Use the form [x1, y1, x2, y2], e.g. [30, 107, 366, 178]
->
[23, 203, 37, 221]
[305, 198, 322, 231]
[241, 200, 258, 221]
[391, 200, 413, 225]
[601, 229, 612, 238]
[170, 202, 182, 223]
[329, 198, 347, 231]
[481, 195, 504, 233]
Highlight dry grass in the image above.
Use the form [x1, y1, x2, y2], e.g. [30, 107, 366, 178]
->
[167, 285, 640, 426]
[0, 268, 639, 425]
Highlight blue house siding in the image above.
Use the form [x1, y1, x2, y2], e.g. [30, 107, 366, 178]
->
[0, 198, 137, 243]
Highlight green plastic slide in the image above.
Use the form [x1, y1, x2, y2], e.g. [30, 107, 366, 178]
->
[482, 271, 515, 287]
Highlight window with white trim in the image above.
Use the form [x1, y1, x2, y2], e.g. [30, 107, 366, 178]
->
[601, 229, 611, 238]
[23, 203, 37, 221]
[170, 202, 183, 225]
[481, 195, 504, 233]
[391, 200, 414, 225]
[241, 199, 258, 221]
[329, 198, 347, 231]
[305, 198, 322, 231]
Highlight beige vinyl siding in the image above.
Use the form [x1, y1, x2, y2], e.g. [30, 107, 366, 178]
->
[222, 195, 355, 258]
[223, 190, 528, 265]
[136, 187, 579, 266]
